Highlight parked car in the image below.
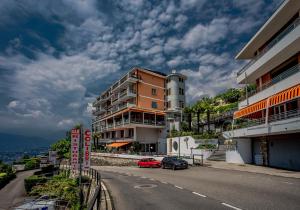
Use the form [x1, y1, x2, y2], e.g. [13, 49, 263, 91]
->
[138, 158, 161, 168]
[161, 157, 188, 170]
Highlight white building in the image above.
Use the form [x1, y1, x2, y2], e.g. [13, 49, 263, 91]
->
[166, 70, 187, 131]
[224, 0, 300, 170]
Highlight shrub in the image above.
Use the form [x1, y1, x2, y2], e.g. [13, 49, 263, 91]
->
[24, 175, 47, 193]
[25, 159, 39, 170]
[30, 174, 79, 206]
[0, 162, 16, 189]
[197, 144, 217, 149]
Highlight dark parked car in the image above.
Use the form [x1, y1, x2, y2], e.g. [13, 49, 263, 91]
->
[161, 157, 188, 170]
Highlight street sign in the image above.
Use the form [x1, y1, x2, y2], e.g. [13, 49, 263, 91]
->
[71, 128, 80, 172]
[83, 129, 91, 170]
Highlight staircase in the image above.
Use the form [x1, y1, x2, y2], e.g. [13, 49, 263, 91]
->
[207, 145, 226, 161]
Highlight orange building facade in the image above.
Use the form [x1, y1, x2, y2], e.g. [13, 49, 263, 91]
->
[92, 67, 185, 154]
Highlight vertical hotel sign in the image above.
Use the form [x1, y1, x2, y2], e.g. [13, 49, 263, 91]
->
[71, 129, 80, 172]
[83, 129, 91, 170]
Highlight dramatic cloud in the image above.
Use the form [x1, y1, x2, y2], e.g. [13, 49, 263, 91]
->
[0, 0, 279, 138]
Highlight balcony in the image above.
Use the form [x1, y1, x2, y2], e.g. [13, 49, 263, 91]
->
[225, 109, 300, 138]
[237, 17, 300, 77]
[239, 63, 300, 103]
[237, 18, 300, 83]
[119, 88, 136, 101]
[93, 96, 102, 106]
[112, 74, 139, 92]
[92, 108, 106, 115]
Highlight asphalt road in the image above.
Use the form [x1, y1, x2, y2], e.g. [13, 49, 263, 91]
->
[95, 166, 300, 210]
[0, 170, 36, 210]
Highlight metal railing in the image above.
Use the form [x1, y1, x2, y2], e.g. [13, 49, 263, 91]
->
[237, 17, 300, 76]
[239, 64, 300, 101]
[60, 165, 103, 210]
[233, 108, 300, 129]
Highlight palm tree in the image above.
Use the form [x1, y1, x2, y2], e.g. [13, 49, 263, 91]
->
[201, 97, 215, 133]
[92, 133, 100, 151]
[183, 106, 193, 131]
[192, 101, 205, 134]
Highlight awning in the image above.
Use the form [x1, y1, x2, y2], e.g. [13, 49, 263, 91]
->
[234, 99, 267, 119]
[269, 84, 300, 106]
[106, 142, 131, 148]
[234, 84, 300, 119]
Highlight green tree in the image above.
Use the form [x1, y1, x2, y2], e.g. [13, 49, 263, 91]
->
[192, 101, 205, 134]
[200, 97, 215, 133]
[216, 88, 242, 103]
[51, 138, 71, 159]
[183, 106, 194, 131]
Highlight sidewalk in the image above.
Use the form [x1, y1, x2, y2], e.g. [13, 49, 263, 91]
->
[0, 170, 36, 210]
[204, 160, 300, 179]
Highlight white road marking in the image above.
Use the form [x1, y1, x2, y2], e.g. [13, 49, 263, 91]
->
[192, 192, 207, 198]
[282, 181, 293, 185]
[174, 185, 183, 189]
[161, 181, 168, 184]
[150, 178, 155, 181]
[221, 202, 242, 210]
[141, 176, 147, 179]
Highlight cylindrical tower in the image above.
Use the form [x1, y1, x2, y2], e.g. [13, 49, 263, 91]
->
[166, 70, 186, 111]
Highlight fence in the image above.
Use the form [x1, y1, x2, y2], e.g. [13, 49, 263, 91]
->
[61, 165, 103, 210]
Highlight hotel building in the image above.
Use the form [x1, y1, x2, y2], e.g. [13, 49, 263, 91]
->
[225, 0, 300, 170]
[92, 67, 186, 154]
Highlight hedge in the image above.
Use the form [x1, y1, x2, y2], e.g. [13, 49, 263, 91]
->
[24, 175, 47, 193]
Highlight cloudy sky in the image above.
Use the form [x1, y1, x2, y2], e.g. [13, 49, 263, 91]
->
[0, 0, 281, 139]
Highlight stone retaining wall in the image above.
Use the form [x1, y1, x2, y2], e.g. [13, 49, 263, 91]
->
[91, 156, 138, 166]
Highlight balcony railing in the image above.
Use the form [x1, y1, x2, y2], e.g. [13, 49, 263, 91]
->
[233, 108, 300, 129]
[239, 64, 300, 101]
[112, 74, 139, 91]
[237, 17, 300, 76]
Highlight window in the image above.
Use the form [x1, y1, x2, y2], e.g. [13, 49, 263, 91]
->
[152, 88, 157, 96]
[179, 77, 184, 82]
[167, 88, 171, 95]
[167, 101, 171, 108]
[152, 101, 158, 109]
[179, 88, 184, 95]
[179, 101, 185, 108]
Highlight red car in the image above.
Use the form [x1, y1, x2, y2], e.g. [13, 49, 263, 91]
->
[138, 158, 161, 168]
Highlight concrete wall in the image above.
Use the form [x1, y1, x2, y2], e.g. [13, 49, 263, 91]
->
[226, 138, 252, 164]
[167, 136, 215, 159]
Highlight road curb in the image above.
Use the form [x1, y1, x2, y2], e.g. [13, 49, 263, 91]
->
[100, 181, 114, 210]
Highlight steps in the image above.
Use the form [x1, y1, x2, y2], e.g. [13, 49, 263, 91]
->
[207, 145, 226, 161]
